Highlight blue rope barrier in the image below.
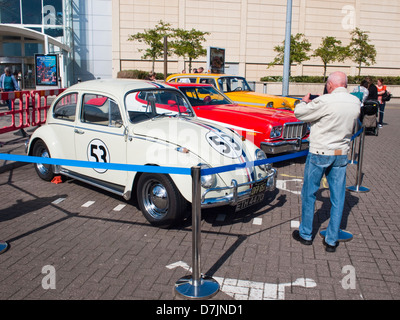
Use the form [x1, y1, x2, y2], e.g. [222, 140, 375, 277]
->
[202, 150, 309, 175]
[0, 153, 192, 175]
[0, 150, 309, 177]
[0, 125, 362, 177]
[351, 127, 363, 141]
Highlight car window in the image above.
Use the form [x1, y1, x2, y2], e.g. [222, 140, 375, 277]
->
[199, 78, 216, 87]
[178, 86, 233, 106]
[53, 93, 78, 121]
[81, 94, 122, 127]
[177, 77, 196, 83]
[125, 89, 193, 123]
[218, 77, 252, 93]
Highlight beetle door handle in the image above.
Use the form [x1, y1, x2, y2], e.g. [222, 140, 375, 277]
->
[74, 129, 85, 134]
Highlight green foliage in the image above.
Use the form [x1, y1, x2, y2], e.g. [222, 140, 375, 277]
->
[128, 21, 173, 72]
[260, 75, 400, 85]
[117, 70, 165, 80]
[170, 28, 210, 72]
[128, 20, 209, 73]
[268, 33, 312, 72]
[312, 36, 350, 80]
[348, 28, 377, 76]
[267, 28, 378, 79]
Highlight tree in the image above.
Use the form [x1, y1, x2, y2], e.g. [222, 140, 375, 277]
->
[128, 20, 172, 73]
[268, 33, 312, 75]
[170, 28, 210, 72]
[348, 28, 377, 76]
[313, 36, 350, 81]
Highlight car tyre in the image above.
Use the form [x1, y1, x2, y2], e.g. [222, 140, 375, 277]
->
[137, 173, 186, 228]
[32, 140, 55, 181]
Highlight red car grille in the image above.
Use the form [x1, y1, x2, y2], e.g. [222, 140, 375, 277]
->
[282, 122, 308, 140]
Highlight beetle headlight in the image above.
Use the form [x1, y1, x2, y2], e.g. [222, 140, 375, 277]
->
[266, 102, 273, 108]
[294, 99, 300, 106]
[199, 164, 216, 189]
[270, 126, 282, 138]
[255, 149, 271, 172]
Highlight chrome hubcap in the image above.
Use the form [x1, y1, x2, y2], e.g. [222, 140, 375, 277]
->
[37, 150, 50, 175]
[143, 180, 169, 220]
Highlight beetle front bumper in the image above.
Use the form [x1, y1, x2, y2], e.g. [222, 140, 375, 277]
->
[201, 168, 277, 209]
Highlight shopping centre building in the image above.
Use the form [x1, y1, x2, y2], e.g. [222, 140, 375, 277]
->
[1, 0, 399, 89]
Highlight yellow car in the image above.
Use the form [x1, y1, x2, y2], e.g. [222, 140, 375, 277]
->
[166, 73, 299, 111]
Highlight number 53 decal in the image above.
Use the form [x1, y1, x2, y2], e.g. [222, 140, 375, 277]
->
[87, 139, 110, 173]
[206, 131, 242, 159]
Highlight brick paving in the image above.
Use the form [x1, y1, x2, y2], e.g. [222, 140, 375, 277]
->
[0, 103, 399, 301]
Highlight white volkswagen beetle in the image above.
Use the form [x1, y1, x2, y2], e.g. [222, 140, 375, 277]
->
[27, 79, 277, 227]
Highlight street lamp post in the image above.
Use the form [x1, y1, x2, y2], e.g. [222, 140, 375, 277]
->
[282, 0, 293, 97]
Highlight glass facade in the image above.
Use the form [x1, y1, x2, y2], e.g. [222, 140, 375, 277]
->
[1, 0, 111, 88]
[0, 0, 21, 24]
[0, 0, 63, 37]
[0, 0, 68, 88]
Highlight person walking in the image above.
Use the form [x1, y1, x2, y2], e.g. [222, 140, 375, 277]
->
[0, 67, 20, 110]
[292, 71, 360, 252]
[376, 78, 387, 127]
[352, 79, 369, 106]
[366, 77, 378, 101]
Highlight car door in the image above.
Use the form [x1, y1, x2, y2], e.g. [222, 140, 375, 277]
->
[73, 93, 128, 186]
[51, 92, 79, 160]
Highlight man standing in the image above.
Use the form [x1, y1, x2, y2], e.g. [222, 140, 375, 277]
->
[1, 67, 20, 110]
[293, 71, 360, 252]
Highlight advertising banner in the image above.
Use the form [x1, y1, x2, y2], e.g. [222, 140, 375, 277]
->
[35, 54, 58, 87]
[207, 47, 225, 74]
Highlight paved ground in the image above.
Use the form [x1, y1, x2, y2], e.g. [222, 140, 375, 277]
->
[0, 102, 400, 303]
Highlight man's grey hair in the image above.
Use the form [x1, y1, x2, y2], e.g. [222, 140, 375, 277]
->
[327, 71, 348, 88]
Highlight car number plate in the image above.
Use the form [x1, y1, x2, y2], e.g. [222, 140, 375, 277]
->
[235, 181, 267, 212]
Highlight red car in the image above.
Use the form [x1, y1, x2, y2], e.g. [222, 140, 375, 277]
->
[167, 83, 309, 155]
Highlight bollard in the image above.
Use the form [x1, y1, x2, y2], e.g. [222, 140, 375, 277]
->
[0, 241, 8, 254]
[348, 136, 357, 165]
[319, 229, 353, 242]
[348, 120, 359, 165]
[347, 125, 370, 193]
[175, 166, 219, 299]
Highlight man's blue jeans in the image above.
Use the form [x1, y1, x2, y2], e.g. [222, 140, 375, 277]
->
[299, 152, 348, 246]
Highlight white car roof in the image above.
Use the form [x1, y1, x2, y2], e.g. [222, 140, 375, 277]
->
[65, 79, 176, 96]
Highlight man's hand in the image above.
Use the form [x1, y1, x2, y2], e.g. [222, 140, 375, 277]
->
[302, 93, 311, 103]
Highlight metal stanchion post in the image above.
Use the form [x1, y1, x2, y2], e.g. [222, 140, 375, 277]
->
[348, 121, 358, 165]
[347, 125, 370, 193]
[175, 166, 219, 299]
[349, 137, 357, 164]
[0, 241, 9, 254]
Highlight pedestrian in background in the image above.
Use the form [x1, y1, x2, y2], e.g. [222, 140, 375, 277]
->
[376, 78, 387, 127]
[146, 72, 156, 81]
[292, 71, 360, 253]
[352, 79, 369, 106]
[0, 67, 20, 110]
[366, 77, 378, 101]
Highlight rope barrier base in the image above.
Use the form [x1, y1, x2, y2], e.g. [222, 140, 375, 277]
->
[0, 241, 9, 254]
[319, 229, 353, 242]
[175, 275, 219, 299]
[346, 185, 370, 193]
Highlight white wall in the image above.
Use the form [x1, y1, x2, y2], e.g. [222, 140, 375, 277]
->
[73, 0, 112, 82]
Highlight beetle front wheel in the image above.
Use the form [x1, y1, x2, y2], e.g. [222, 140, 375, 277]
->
[137, 173, 186, 228]
[32, 140, 55, 181]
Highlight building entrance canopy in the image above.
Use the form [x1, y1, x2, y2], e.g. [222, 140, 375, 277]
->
[0, 24, 71, 89]
[0, 24, 70, 53]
